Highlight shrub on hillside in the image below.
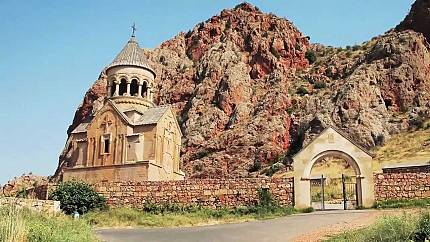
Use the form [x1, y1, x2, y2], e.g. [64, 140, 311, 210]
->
[271, 46, 281, 59]
[352, 45, 361, 51]
[248, 160, 262, 172]
[265, 162, 284, 176]
[49, 180, 107, 215]
[296, 86, 309, 95]
[313, 81, 326, 89]
[305, 50, 317, 64]
[15, 188, 29, 198]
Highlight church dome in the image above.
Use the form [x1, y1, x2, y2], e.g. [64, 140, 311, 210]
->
[105, 36, 155, 77]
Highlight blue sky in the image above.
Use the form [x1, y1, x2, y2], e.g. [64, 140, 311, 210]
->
[0, 0, 414, 185]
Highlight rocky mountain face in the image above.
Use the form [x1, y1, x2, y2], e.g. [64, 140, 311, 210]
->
[396, 0, 430, 41]
[2, 174, 48, 197]
[54, 2, 430, 180]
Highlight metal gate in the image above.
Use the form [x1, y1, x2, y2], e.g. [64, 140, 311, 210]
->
[310, 174, 358, 210]
[342, 174, 358, 210]
[310, 175, 325, 210]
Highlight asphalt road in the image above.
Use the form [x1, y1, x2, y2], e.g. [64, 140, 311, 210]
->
[97, 210, 375, 242]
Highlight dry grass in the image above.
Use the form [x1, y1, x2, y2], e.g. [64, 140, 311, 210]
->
[0, 205, 26, 242]
[325, 210, 430, 242]
[372, 128, 430, 171]
[0, 205, 99, 242]
[84, 205, 295, 228]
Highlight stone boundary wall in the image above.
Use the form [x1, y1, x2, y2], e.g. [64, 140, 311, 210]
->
[0, 197, 60, 213]
[374, 172, 430, 200]
[93, 178, 294, 208]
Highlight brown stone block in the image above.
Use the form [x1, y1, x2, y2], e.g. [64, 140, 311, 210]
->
[155, 192, 164, 197]
[423, 190, 430, 197]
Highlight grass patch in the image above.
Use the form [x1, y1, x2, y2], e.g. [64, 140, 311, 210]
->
[326, 211, 430, 242]
[375, 198, 430, 209]
[84, 204, 295, 228]
[85, 188, 298, 228]
[0, 205, 99, 242]
[326, 213, 417, 242]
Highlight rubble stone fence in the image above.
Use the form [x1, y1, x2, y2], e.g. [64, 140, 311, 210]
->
[374, 165, 430, 201]
[93, 178, 294, 208]
[0, 197, 60, 213]
[31, 166, 430, 209]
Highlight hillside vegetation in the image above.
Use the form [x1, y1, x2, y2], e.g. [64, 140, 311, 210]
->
[373, 126, 430, 171]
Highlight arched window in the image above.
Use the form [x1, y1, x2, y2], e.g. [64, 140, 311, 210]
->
[130, 79, 139, 97]
[141, 81, 148, 98]
[110, 80, 116, 96]
[119, 78, 127, 96]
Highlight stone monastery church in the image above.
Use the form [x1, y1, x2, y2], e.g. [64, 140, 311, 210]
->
[62, 30, 185, 183]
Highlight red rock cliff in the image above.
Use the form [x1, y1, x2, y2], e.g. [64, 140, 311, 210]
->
[54, 1, 430, 180]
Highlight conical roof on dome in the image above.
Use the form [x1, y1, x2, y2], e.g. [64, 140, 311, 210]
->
[105, 36, 155, 76]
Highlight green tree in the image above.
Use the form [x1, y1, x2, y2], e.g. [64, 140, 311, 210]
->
[49, 180, 107, 215]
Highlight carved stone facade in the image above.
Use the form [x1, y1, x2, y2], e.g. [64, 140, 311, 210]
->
[63, 34, 184, 183]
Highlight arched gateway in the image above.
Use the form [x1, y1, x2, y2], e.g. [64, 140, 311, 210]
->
[293, 126, 375, 209]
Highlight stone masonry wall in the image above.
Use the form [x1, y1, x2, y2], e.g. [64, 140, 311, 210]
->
[0, 197, 61, 213]
[374, 172, 430, 200]
[93, 178, 294, 208]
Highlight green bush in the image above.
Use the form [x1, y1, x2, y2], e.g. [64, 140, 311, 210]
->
[249, 160, 262, 172]
[49, 180, 107, 215]
[305, 50, 317, 64]
[352, 45, 361, 51]
[16, 188, 29, 198]
[314, 81, 327, 89]
[225, 19, 232, 29]
[296, 86, 309, 95]
[258, 188, 276, 207]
